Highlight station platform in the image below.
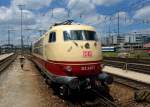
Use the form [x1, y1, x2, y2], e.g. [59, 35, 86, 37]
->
[0, 56, 67, 107]
[103, 66, 150, 84]
[0, 53, 14, 61]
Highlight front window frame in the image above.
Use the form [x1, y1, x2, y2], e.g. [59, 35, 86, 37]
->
[63, 30, 98, 41]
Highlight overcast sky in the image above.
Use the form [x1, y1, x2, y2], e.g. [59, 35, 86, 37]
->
[0, 0, 150, 45]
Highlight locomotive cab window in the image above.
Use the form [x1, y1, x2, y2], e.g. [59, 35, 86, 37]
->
[63, 30, 98, 41]
[49, 32, 56, 42]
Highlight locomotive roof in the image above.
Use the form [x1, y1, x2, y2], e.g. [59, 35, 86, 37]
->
[49, 24, 96, 31]
[38, 24, 96, 40]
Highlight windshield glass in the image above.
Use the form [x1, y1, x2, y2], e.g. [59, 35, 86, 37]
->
[63, 30, 98, 41]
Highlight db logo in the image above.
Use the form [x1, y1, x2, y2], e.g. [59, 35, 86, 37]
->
[83, 51, 92, 57]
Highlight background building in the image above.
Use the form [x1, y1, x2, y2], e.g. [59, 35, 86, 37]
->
[101, 32, 150, 48]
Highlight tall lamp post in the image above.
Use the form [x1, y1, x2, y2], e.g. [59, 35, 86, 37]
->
[17, 4, 25, 54]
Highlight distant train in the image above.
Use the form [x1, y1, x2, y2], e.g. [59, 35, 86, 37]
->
[102, 46, 116, 52]
[144, 49, 150, 53]
[144, 48, 150, 54]
[144, 43, 150, 54]
[32, 20, 113, 99]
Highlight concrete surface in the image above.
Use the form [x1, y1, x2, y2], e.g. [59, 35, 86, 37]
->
[0, 56, 149, 107]
[0, 57, 69, 107]
[0, 53, 14, 61]
[103, 66, 150, 84]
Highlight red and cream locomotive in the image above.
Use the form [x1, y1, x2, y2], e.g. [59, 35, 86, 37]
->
[32, 20, 113, 99]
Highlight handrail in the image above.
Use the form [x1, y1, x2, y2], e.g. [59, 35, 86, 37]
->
[104, 60, 150, 67]
[103, 59, 150, 73]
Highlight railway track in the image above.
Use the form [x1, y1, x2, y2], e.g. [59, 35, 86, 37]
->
[64, 89, 118, 107]
[88, 89, 118, 107]
[0, 53, 17, 73]
[41, 73, 118, 107]
[80, 93, 116, 107]
[45, 78, 118, 107]
[64, 76, 149, 107]
[112, 75, 150, 106]
[112, 75, 150, 90]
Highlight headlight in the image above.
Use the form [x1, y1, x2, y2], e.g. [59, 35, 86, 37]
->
[64, 66, 72, 72]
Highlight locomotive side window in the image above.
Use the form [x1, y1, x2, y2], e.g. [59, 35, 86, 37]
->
[33, 38, 43, 56]
[63, 30, 98, 41]
[49, 32, 56, 42]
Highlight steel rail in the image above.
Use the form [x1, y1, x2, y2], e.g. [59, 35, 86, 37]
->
[88, 89, 118, 107]
[111, 75, 150, 106]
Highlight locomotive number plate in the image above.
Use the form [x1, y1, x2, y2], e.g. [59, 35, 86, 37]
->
[83, 51, 92, 57]
[81, 66, 95, 71]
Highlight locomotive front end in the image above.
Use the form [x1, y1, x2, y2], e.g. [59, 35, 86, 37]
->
[42, 23, 113, 99]
[57, 25, 103, 77]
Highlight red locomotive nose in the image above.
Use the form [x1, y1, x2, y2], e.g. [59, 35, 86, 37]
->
[63, 62, 102, 77]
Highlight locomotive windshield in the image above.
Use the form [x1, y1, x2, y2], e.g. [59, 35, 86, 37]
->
[63, 30, 98, 41]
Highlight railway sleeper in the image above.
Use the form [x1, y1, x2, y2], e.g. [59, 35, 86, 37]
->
[134, 90, 150, 103]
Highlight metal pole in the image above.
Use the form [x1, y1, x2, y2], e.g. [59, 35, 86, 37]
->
[17, 4, 25, 54]
[21, 6, 23, 53]
[8, 30, 10, 45]
[141, 34, 143, 49]
[51, 8, 53, 18]
[67, 9, 70, 19]
[117, 11, 120, 37]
